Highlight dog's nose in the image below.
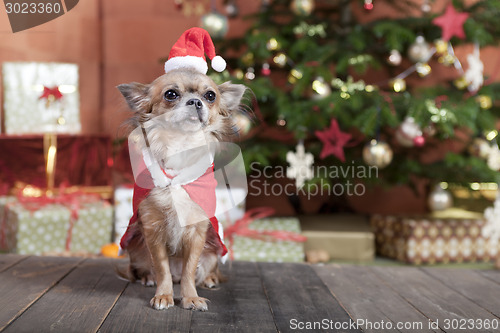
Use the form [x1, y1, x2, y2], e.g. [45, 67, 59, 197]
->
[186, 98, 203, 110]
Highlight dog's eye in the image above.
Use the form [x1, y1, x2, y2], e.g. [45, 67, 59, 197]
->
[164, 90, 179, 101]
[204, 91, 216, 102]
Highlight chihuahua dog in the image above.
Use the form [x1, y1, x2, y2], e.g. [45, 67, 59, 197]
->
[118, 68, 246, 311]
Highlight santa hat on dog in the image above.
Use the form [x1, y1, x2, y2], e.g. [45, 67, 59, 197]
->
[164, 27, 226, 74]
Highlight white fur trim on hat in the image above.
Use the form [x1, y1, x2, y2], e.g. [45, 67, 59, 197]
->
[211, 55, 226, 72]
[164, 55, 208, 74]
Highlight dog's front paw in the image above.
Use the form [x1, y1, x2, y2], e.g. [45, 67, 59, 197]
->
[180, 297, 209, 311]
[150, 294, 174, 310]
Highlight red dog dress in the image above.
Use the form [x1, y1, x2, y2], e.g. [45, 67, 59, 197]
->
[120, 165, 228, 257]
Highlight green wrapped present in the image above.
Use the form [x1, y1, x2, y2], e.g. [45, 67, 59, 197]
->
[0, 195, 113, 255]
[224, 212, 305, 263]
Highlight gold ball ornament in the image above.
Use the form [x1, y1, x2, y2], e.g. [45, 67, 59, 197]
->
[241, 52, 254, 66]
[290, 68, 303, 79]
[485, 129, 498, 141]
[362, 139, 393, 169]
[428, 183, 453, 211]
[233, 112, 252, 135]
[291, 0, 315, 16]
[288, 68, 303, 84]
[476, 95, 492, 109]
[266, 38, 280, 51]
[416, 63, 432, 77]
[57, 116, 66, 125]
[273, 52, 288, 68]
[365, 85, 375, 92]
[434, 39, 448, 54]
[453, 76, 468, 90]
[439, 53, 456, 66]
[408, 36, 432, 63]
[390, 78, 406, 92]
[312, 77, 331, 99]
[233, 69, 244, 80]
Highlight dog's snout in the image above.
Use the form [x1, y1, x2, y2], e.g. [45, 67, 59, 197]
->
[186, 98, 203, 110]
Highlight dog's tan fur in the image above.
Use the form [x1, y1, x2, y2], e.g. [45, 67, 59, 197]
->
[118, 69, 246, 311]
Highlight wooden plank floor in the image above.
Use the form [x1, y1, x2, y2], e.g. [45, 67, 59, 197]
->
[0, 255, 499, 332]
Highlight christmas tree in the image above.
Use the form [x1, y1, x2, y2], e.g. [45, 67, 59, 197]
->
[211, 0, 500, 197]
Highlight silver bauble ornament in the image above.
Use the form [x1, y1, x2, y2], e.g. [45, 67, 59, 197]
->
[225, 3, 239, 18]
[245, 67, 255, 80]
[201, 12, 229, 39]
[362, 139, 393, 169]
[291, 0, 315, 16]
[421, 2, 431, 13]
[395, 117, 423, 147]
[387, 49, 402, 66]
[468, 138, 491, 159]
[428, 184, 453, 211]
[408, 36, 432, 63]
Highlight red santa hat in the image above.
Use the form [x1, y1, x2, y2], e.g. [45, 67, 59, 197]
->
[164, 27, 226, 74]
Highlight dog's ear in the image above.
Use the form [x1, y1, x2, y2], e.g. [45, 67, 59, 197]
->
[218, 82, 246, 115]
[117, 82, 151, 112]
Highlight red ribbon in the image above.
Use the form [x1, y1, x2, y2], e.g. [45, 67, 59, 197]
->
[0, 188, 102, 252]
[223, 207, 307, 260]
[39, 86, 63, 100]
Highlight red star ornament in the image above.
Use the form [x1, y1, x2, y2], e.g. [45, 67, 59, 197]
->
[432, 3, 469, 41]
[315, 119, 352, 162]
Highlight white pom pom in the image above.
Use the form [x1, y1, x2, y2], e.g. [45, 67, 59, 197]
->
[211, 55, 226, 72]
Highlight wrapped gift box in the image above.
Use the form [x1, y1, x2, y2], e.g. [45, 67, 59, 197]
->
[225, 217, 305, 262]
[2, 62, 80, 134]
[300, 214, 375, 261]
[371, 209, 500, 265]
[0, 195, 113, 255]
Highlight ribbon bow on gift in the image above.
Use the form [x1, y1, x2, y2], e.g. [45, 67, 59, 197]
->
[39, 86, 63, 108]
[39, 86, 63, 101]
[224, 207, 307, 260]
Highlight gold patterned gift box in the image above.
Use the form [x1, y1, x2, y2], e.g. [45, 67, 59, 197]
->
[370, 211, 500, 265]
[300, 214, 375, 261]
[0, 195, 113, 255]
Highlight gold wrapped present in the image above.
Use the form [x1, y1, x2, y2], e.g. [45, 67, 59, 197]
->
[300, 214, 375, 261]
